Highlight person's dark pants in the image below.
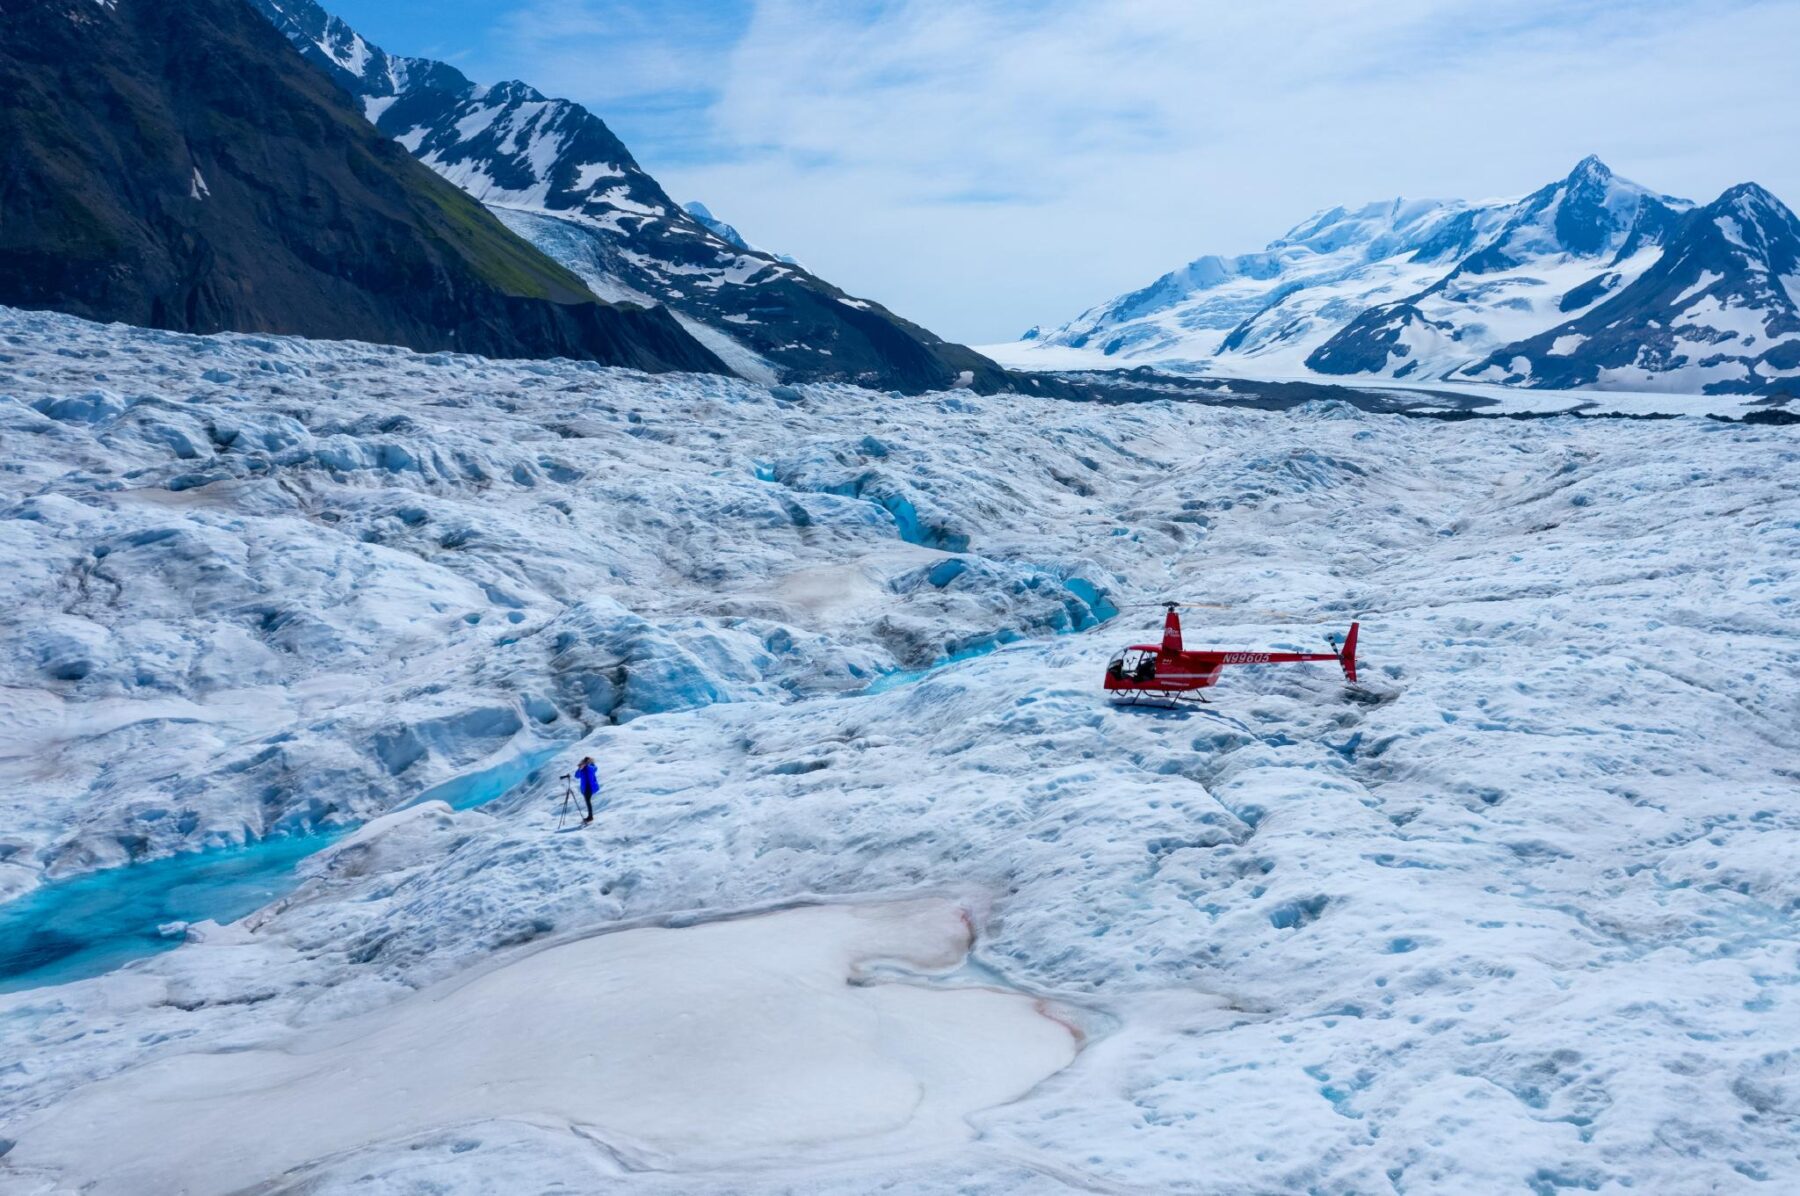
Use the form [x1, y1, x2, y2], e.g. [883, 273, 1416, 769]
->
[582, 790, 595, 820]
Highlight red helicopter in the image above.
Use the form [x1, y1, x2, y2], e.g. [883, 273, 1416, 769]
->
[1104, 604, 1360, 705]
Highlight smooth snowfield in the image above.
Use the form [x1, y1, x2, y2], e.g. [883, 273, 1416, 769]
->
[3, 899, 1076, 1192]
[2, 306, 1798, 1192]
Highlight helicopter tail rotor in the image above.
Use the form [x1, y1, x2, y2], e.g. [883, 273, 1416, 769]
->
[1330, 622, 1360, 683]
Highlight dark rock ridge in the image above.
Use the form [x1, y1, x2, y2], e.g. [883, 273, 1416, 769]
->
[0, 0, 724, 374]
[251, 0, 1010, 394]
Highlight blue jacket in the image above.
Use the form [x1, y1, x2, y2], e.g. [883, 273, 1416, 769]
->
[576, 761, 600, 796]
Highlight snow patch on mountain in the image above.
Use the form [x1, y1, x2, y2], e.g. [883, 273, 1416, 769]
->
[670, 314, 782, 386]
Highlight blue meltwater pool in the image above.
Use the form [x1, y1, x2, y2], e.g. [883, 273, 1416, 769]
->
[0, 747, 561, 993]
[0, 831, 343, 993]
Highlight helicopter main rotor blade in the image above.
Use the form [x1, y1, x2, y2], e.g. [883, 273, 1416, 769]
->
[1117, 601, 1327, 623]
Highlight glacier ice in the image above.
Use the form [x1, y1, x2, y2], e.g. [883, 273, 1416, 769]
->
[0, 305, 1797, 1193]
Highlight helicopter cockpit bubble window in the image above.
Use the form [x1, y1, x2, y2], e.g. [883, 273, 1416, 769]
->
[1116, 649, 1156, 681]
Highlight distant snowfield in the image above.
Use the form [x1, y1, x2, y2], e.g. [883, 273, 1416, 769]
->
[977, 340, 1792, 418]
[2, 307, 1797, 1192]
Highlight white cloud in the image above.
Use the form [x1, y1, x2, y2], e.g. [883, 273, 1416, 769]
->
[488, 0, 1800, 345]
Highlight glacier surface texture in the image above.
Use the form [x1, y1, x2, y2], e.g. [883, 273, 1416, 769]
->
[1, 306, 1797, 1193]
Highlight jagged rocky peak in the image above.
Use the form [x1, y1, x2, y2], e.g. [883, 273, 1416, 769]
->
[1706, 182, 1800, 269]
[1570, 152, 1610, 178]
[683, 202, 750, 250]
[252, 0, 391, 93]
[1456, 176, 1800, 395]
[1491, 154, 1692, 263]
[251, 0, 661, 217]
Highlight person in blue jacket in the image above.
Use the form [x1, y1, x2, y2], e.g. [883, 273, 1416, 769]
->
[576, 756, 600, 824]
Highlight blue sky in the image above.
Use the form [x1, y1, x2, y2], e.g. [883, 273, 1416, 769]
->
[329, 0, 753, 164]
[327, 0, 1800, 345]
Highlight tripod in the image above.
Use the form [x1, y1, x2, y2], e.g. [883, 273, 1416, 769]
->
[556, 773, 574, 831]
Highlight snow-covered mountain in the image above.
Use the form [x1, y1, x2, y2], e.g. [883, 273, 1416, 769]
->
[250, 0, 1007, 393]
[999, 158, 1800, 396]
[1027, 196, 1503, 365]
[1465, 183, 1800, 393]
[1307, 157, 1691, 378]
